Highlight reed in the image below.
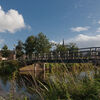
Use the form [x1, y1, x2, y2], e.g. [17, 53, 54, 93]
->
[17, 63, 100, 100]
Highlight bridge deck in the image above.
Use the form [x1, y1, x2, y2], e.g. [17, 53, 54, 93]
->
[25, 47, 100, 64]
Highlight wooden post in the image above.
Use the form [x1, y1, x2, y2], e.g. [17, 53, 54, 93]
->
[32, 54, 33, 60]
[49, 64, 51, 73]
[65, 53, 66, 60]
[45, 53, 47, 60]
[73, 51, 74, 59]
[44, 53, 46, 60]
[32, 53, 35, 60]
[68, 51, 69, 59]
[34, 63, 37, 77]
[38, 53, 40, 60]
[90, 48, 92, 59]
[96, 48, 98, 59]
[78, 50, 80, 58]
[58, 52, 60, 60]
[51, 52, 53, 60]
[43, 63, 46, 79]
[33, 53, 35, 60]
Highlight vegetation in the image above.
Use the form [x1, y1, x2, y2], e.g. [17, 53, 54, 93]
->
[0, 32, 79, 62]
[16, 40, 24, 60]
[24, 35, 36, 59]
[35, 32, 51, 54]
[1, 44, 11, 58]
[0, 32, 98, 99]
[55, 44, 68, 53]
[67, 43, 78, 51]
[0, 60, 19, 75]
[15, 32, 78, 61]
[23, 32, 51, 59]
[20, 64, 100, 100]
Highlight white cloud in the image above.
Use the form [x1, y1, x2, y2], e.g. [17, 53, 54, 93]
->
[66, 34, 100, 47]
[0, 38, 4, 44]
[96, 27, 100, 32]
[50, 40, 57, 44]
[96, 20, 100, 32]
[98, 20, 100, 24]
[27, 25, 31, 30]
[0, 6, 26, 33]
[71, 26, 90, 32]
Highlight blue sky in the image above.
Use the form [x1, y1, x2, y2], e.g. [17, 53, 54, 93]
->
[0, 0, 100, 49]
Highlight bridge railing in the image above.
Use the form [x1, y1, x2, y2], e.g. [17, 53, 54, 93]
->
[25, 47, 100, 61]
[31, 52, 99, 61]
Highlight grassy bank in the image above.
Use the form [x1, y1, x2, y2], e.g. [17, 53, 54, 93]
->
[42, 67, 100, 100]
[21, 63, 100, 100]
[0, 61, 100, 100]
[45, 63, 94, 72]
[0, 60, 27, 75]
[0, 60, 19, 75]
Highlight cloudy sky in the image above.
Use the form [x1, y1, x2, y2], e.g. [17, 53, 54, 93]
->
[0, 0, 100, 49]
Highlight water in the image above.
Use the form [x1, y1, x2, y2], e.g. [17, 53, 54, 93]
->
[0, 69, 95, 99]
[0, 73, 41, 100]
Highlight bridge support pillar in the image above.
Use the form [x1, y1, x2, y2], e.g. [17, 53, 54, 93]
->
[34, 63, 37, 77]
[34, 63, 46, 79]
[43, 63, 46, 79]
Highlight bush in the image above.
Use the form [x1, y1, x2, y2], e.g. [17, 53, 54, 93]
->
[0, 60, 19, 75]
[27, 64, 100, 100]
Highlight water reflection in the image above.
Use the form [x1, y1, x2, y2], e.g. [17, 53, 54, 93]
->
[0, 69, 97, 99]
[0, 70, 47, 99]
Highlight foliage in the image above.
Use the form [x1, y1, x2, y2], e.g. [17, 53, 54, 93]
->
[42, 67, 100, 100]
[1, 44, 11, 58]
[20, 63, 100, 100]
[24, 35, 36, 59]
[68, 43, 78, 50]
[68, 43, 78, 54]
[55, 44, 68, 53]
[67, 43, 79, 57]
[0, 33, 80, 61]
[54, 42, 79, 58]
[0, 60, 19, 75]
[0, 33, 80, 60]
[35, 32, 51, 54]
[16, 40, 24, 59]
[24, 32, 51, 59]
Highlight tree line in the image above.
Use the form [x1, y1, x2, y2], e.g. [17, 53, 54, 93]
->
[1, 32, 78, 60]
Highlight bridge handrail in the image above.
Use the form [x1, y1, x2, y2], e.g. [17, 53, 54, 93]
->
[25, 47, 100, 61]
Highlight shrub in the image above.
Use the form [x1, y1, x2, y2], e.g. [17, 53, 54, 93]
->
[0, 60, 19, 75]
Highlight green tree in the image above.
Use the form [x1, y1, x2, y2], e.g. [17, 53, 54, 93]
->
[35, 32, 51, 54]
[16, 40, 24, 59]
[68, 43, 78, 51]
[24, 35, 36, 59]
[1, 44, 10, 58]
[68, 43, 79, 57]
[55, 44, 68, 53]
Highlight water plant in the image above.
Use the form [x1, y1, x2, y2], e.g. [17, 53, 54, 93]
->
[20, 63, 100, 100]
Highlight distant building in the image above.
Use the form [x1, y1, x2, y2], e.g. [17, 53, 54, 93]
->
[8, 50, 16, 60]
[0, 52, 8, 61]
[0, 50, 16, 61]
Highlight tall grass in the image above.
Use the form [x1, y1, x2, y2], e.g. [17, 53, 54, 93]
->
[18, 63, 100, 100]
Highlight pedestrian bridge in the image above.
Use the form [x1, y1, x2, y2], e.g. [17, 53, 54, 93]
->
[26, 47, 100, 64]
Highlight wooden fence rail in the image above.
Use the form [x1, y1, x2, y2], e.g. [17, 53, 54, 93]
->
[25, 47, 100, 63]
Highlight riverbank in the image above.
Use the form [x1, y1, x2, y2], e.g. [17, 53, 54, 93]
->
[0, 61, 100, 99]
[20, 63, 100, 100]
